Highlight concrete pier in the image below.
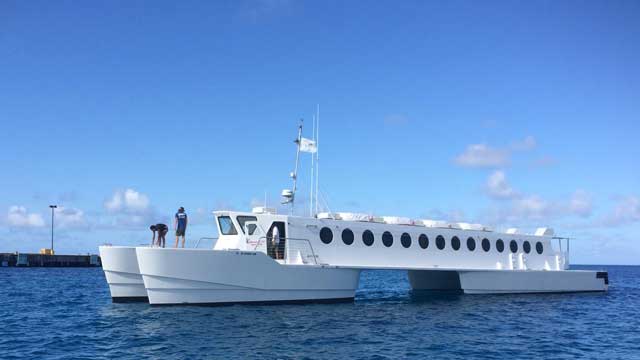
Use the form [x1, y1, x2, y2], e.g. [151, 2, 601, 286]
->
[0, 253, 101, 267]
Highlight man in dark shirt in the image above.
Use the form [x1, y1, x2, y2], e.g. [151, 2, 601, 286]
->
[174, 207, 188, 248]
[150, 223, 168, 247]
[149, 224, 169, 247]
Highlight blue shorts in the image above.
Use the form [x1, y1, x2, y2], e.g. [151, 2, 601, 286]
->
[176, 228, 185, 236]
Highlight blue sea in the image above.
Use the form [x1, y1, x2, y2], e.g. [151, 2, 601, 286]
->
[1, 265, 639, 359]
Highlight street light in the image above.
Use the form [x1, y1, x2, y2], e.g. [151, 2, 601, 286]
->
[49, 205, 57, 254]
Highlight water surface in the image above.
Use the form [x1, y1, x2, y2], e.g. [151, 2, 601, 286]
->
[1, 265, 638, 359]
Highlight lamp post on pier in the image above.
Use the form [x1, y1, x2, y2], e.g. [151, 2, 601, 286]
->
[49, 205, 57, 254]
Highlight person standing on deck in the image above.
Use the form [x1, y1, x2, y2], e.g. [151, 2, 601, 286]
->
[174, 207, 188, 248]
[271, 225, 280, 259]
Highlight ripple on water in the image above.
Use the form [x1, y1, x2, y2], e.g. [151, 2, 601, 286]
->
[0, 266, 639, 359]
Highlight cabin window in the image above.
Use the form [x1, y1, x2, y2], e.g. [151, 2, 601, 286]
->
[536, 241, 544, 254]
[482, 238, 490, 252]
[217, 216, 238, 235]
[419, 234, 429, 249]
[436, 235, 445, 250]
[362, 230, 374, 246]
[451, 236, 461, 251]
[496, 239, 504, 253]
[382, 231, 394, 247]
[401, 233, 411, 248]
[523, 241, 531, 254]
[342, 228, 354, 245]
[467, 237, 476, 251]
[320, 227, 333, 244]
[510, 240, 518, 253]
[236, 216, 258, 235]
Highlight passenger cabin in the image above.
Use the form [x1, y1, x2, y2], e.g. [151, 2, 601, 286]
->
[213, 210, 568, 271]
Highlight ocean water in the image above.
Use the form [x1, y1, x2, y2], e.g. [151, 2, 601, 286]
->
[1, 265, 639, 359]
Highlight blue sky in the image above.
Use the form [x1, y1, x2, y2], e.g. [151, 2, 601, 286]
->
[1, 0, 638, 264]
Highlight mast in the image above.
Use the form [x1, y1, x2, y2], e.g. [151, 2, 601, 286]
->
[310, 115, 316, 217]
[284, 120, 303, 214]
[315, 105, 320, 216]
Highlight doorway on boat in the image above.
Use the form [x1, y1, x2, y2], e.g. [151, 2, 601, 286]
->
[266, 222, 286, 260]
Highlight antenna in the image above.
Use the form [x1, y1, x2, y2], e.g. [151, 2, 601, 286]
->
[315, 104, 320, 216]
[281, 120, 303, 214]
[310, 115, 316, 217]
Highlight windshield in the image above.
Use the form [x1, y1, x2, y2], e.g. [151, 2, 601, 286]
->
[237, 216, 258, 235]
[217, 216, 238, 235]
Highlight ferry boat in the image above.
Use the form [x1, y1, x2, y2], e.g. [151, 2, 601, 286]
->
[99, 120, 608, 305]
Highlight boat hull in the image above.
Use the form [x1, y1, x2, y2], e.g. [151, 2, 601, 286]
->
[408, 269, 608, 294]
[458, 269, 608, 294]
[99, 246, 148, 302]
[136, 248, 361, 305]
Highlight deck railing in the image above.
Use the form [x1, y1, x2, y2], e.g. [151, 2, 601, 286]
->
[253, 236, 319, 265]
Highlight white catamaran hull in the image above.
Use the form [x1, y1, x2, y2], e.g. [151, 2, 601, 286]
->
[136, 247, 361, 305]
[99, 246, 148, 302]
[408, 269, 608, 294]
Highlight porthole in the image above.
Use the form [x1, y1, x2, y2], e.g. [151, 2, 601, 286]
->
[496, 239, 504, 253]
[482, 238, 490, 252]
[536, 241, 544, 254]
[419, 234, 429, 249]
[342, 228, 354, 245]
[320, 227, 333, 244]
[382, 231, 394, 247]
[510, 240, 518, 253]
[401, 233, 411, 248]
[362, 230, 374, 246]
[436, 235, 446, 250]
[523, 241, 531, 254]
[467, 237, 476, 251]
[451, 236, 461, 251]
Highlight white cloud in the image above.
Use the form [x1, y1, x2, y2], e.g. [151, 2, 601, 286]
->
[105, 189, 150, 213]
[7, 206, 45, 227]
[510, 135, 537, 151]
[55, 206, 87, 228]
[603, 196, 640, 226]
[486, 170, 519, 199]
[454, 136, 537, 168]
[568, 190, 593, 218]
[454, 144, 509, 168]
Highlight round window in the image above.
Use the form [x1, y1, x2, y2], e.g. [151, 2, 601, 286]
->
[523, 241, 531, 254]
[320, 227, 333, 244]
[342, 228, 354, 245]
[496, 239, 504, 253]
[510, 240, 518, 253]
[482, 238, 490, 252]
[362, 230, 374, 246]
[418, 234, 429, 249]
[451, 236, 461, 251]
[467, 237, 476, 251]
[401, 233, 411, 248]
[436, 235, 446, 250]
[536, 241, 544, 254]
[382, 231, 393, 247]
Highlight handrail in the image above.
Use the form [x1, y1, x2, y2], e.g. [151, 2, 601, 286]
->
[195, 237, 218, 249]
[252, 236, 319, 265]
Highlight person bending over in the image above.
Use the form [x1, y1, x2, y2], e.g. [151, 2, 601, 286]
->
[156, 223, 168, 248]
[150, 223, 168, 247]
[174, 207, 188, 248]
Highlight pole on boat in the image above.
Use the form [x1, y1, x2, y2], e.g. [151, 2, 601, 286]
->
[281, 120, 303, 214]
[310, 115, 316, 217]
[315, 104, 320, 216]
